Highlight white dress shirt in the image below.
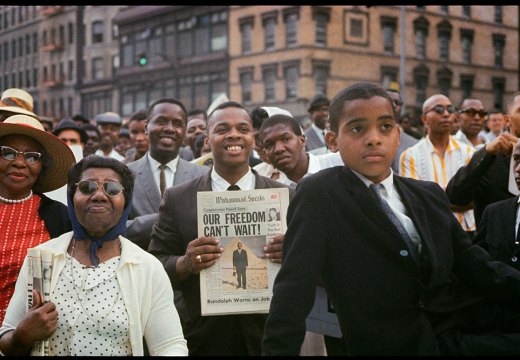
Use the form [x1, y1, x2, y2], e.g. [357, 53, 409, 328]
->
[148, 153, 179, 193]
[210, 167, 256, 191]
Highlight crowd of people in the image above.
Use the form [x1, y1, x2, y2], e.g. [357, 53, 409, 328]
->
[1, 81, 520, 356]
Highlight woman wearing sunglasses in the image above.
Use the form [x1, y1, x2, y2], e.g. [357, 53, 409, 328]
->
[0, 115, 75, 326]
[0, 155, 188, 356]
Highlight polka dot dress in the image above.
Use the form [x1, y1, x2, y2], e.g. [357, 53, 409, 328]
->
[50, 254, 132, 356]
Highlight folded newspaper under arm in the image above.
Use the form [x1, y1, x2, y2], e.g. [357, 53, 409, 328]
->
[27, 248, 54, 356]
[197, 188, 290, 316]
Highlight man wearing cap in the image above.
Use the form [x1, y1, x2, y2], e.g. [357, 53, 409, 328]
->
[304, 94, 330, 152]
[0, 88, 39, 122]
[95, 111, 125, 161]
[53, 118, 87, 150]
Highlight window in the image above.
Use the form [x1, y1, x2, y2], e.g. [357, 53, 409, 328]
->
[211, 21, 227, 51]
[4, 41, 8, 62]
[437, 21, 452, 62]
[59, 25, 65, 45]
[112, 55, 119, 77]
[314, 10, 330, 47]
[493, 34, 505, 68]
[262, 66, 277, 102]
[68, 60, 73, 81]
[381, 17, 397, 54]
[18, 72, 23, 88]
[381, 66, 398, 90]
[492, 77, 505, 110]
[194, 74, 210, 109]
[263, 15, 276, 51]
[179, 76, 193, 110]
[462, 6, 471, 18]
[33, 68, 38, 87]
[68, 22, 74, 44]
[92, 57, 103, 80]
[439, 32, 449, 62]
[494, 6, 503, 23]
[11, 73, 16, 88]
[11, 39, 16, 58]
[415, 28, 426, 59]
[239, 17, 253, 54]
[43, 30, 47, 46]
[25, 34, 30, 54]
[460, 74, 474, 99]
[68, 97, 73, 117]
[284, 11, 298, 47]
[25, 69, 30, 87]
[92, 20, 103, 43]
[437, 68, 452, 97]
[194, 15, 210, 55]
[284, 63, 299, 99]
[177, 19, 193, 58]
[43, 66, 48, 82]
[239, 70, 253, 103]
[32, 32, 38, 53]
[18, 36, 23, 57]
[413, 65, 429, 107]
[460, 29, 473, 64]
[313, 64, 329, 96]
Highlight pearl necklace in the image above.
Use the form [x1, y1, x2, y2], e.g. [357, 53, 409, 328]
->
[0, 190, 33, 204]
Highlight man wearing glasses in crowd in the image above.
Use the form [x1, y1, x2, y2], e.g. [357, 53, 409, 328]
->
[399, 94, 477, 239]
[454, 98, 488, 150]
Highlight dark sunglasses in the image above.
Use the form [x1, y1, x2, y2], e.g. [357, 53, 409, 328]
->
[459, 108, 488, 118]
[392, 99, 403, 107]
[76, 180, 125, 197]
[0, 145, 42, 164]
[424, 104, 457, 115]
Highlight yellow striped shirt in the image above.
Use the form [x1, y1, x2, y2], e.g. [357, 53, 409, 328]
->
[398, 135, 476, 232]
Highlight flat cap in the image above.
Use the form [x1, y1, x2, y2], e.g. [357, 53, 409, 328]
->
[95, 111, 122, 125]
[307, 94, 330, 112]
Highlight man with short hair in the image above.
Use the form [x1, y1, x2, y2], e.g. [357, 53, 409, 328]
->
[446, 92, 520, 229]
[454, 98, 488, 149]
[232, 242, 248, 289]
[262, 81, 520, 356]
[385, 89, 419, 172]
[483, 109, 505, 143]
[400, 94, 476, 237]
[95, 111, 125, 161]
[304, 94, 330, 152]
[126, 98, 209, 250]
[82, 123, 101, 158]
[124, 109, 149, 164]
[148, 101, 291, 356]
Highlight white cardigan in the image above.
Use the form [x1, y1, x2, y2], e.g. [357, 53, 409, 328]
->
[0, 232, 188, 356]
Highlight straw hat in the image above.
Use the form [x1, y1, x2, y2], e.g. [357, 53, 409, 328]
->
[0, 115, 75, 193]
[0, 88, 39, 119]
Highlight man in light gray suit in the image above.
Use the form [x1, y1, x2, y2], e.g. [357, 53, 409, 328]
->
[126, 98, 209, 250]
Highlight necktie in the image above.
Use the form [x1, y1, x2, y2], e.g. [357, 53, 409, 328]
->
[227, 185, 241, 191]
[369, 183, 419, 262]
[159, 165, 166, 196]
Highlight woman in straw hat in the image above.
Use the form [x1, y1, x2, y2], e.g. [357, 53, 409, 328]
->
[0, 114, 75, 325]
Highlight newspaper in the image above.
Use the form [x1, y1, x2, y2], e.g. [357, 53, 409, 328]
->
[27, 248, 54, 356]
[198, 188, 290, 316]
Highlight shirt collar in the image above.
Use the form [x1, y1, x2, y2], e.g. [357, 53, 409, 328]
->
[351, 168, 394, 193]
[211, 167, 255, 191]
[147, 152, 179, 172]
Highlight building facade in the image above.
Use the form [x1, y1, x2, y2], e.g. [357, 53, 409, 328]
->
[0, 5, 518, 124]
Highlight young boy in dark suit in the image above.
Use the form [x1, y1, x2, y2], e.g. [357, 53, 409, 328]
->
[262, 81, 520, 356]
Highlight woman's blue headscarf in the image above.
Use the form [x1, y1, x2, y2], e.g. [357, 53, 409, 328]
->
[67, 191, 132, 267]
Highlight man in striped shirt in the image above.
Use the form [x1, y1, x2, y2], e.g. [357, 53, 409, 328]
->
[399, 94, 476, 238]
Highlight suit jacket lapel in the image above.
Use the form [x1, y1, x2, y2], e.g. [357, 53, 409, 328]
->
[343, 169, 418, 272]
[141, 156, 162, 209]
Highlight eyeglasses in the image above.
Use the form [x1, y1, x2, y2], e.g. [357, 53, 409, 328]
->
[392, 99, 403, 107]
[424, 104, 457, 115]
[75, 180, 125, 197]
[459, 108, 488, 118]
[0, 145, 42, 164]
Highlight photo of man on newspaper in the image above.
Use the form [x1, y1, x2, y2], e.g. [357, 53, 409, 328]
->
[221, 236, 267, 291]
